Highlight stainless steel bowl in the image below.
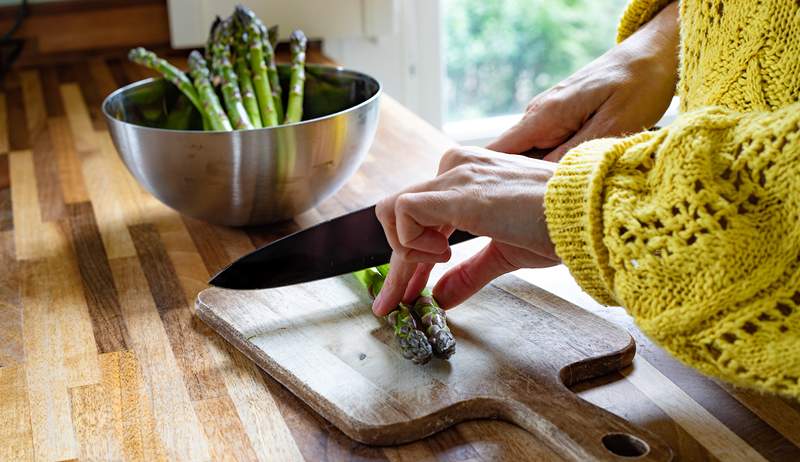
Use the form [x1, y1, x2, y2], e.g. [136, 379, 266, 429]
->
[103, 64, 381, 226]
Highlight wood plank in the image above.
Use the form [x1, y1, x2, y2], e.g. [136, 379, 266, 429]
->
[71, 61, 107, 131]
[31, 122, 67, 221]
[88, 58, 120, 126]
[258, 368, 389, 462]
[5, 76, 29, 151]
[0, 92, 8, 154]
[69, 367, 126, 461]
[623, 356, 767, 462]
[0, 154, 11, 231]
[0, 365, 34, 461]
[575, 372, 714, 460]
[0, 230, 22, 367]
[39, 67, 66, 117]
[725, 386, 800, 448]
[60, 82, 97, 153]
[117, 350, 162, 462]
[20, 70, 47, 139]
[194, 397, 261, 462]
[128, 223, 227, 401]
[1, 2, 169, 66]
[65, 202, 130, 353]
[61, 83, 97, 152]
[182, 216, 234, 277]
[49, 116, 89, 204]
[8, 150, 62, 260]
[205, 332, 305, 462]
[21, 258, 79, 461]
[62, 91, 138, 258]
[109, 256, 210, 461]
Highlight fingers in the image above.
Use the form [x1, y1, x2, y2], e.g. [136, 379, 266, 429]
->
[433, 241, 518, 309]
[403, 263, 435, 302]
[372, 253, 417, 316]
[544, 111, 616, 162]
[486, 112, 546, 154]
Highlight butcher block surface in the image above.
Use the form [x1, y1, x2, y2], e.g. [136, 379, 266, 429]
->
[1, 50, 799, 461]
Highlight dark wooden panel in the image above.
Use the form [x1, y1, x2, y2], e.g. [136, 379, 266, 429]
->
[31, 125, 66, 221]
[65, 202, 130, 353]
[4, 74, 29, 151]
[0, 155, 12, 231]
[39, 66, 65, 117]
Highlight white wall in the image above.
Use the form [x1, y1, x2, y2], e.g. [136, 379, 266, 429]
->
[322, 0, 443, 128]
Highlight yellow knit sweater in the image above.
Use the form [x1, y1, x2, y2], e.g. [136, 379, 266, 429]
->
[545, 0, 800, 397]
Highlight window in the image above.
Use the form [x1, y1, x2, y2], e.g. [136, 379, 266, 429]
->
[443, 0, 630, 144]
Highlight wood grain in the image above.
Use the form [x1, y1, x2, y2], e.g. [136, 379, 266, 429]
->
[196, 274, 672, 461]
[0, 92, 9, 154]
[66, 202, 130, 353]
[0, 51, 795, 462]
[0, 365, 34, 460]
[0, 154, 12, 231]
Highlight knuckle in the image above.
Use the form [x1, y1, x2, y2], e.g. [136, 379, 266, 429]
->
[439, 147, 467, 172]
[375, 198, 392, 222]
[394, 193, 415, 216]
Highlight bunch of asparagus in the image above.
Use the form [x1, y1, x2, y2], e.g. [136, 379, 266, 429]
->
[128, 4, 307, 131]
[353, 266, 456, 364]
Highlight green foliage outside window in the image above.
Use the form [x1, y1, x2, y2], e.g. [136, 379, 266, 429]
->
[445, 0, 629, 121]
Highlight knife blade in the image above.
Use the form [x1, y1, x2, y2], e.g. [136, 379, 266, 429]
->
[209, 205, 477, 290]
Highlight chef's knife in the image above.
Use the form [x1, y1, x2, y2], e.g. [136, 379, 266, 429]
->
[209, 205, 477, 290]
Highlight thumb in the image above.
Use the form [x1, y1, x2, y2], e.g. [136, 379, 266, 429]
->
[487, 111, 567, 154]
[543, 113, 614, 162]
[433, 241, 517, 309]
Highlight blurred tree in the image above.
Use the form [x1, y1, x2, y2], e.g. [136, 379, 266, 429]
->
[445, 0, 629, 121]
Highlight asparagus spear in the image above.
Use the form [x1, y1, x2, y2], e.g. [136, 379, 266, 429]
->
[263, 25, 284, 122]
[208, 17, 254, 130]
[128, 47, 202, 115]
[231, 22, 262, 128]
[353, 268, 433, 364]
[267, 25, 279, 50]
[412, 288, 456, 359]
[234, 5, 278, 127]
[284, 29, 307, 124]
[187, 50, 232, 131]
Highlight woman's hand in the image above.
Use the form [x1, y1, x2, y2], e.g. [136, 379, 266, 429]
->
[372, 147, 559, 316]
[488, 1, 679, 161]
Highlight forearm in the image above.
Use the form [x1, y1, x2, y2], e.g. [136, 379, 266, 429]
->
[622, 1, 679, 90]
[545, 102, 800, 396]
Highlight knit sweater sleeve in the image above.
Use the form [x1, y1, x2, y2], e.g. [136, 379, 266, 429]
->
[616, 0, 675, 43]
[544, 103, 800, 396]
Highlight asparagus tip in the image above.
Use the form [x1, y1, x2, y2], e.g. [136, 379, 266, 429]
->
[400, 329, 433, 365]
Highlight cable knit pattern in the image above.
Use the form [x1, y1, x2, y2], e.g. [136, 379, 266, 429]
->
[545, 0, 800, 397]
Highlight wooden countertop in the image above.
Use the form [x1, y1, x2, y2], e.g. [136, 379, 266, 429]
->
[1, 52, 799, 462]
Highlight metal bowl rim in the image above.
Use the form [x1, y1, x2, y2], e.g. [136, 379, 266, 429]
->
[101, 63, 382, 134]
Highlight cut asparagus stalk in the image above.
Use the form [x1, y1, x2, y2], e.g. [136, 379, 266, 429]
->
[128, 47, 202, 115]
[412, 288, 456, 359]
[234, 5, 278, 127]
[187, 50, 232, 131]
[353, 268, 433, 364]
[284, 29, 307, 124]
[208, 17, 254, 130]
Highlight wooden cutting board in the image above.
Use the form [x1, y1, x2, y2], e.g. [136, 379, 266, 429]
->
[196, 270, 673, 461]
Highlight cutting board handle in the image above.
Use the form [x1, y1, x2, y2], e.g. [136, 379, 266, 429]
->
[497, 384, 673, 461]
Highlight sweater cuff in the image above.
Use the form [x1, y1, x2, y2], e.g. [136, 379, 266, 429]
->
[544, 138, 631, 306]
[616, 0, 675, 43]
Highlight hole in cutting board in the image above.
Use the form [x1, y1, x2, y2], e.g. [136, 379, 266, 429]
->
[601, 433, 649, 458]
